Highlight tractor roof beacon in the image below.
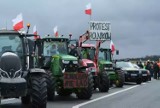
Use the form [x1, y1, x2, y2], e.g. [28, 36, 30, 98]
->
[35, 36, 94, 100]
[0, 29, 47, 108]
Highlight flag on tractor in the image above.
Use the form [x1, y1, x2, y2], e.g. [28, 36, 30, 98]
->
[12, 13, 23, 31]
[85, 3, 92, 15]
[54, 26, 58, 37]
[33, 25, 37, 35]
[110, 40, 115, 54]
[33, 25, 39, 40]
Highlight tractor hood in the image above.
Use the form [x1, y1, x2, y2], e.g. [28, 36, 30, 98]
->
[82, 59, 94, 64]
[99, 60, 112, 64]
[59, 54, 77, 61]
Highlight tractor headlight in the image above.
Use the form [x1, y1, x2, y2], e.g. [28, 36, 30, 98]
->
[104, 67, 108, 70]
[14, 69, 22, 78]
[104, 67, 113, 70]
[0, 69, 9, 78]
[62, 60, 70, 64]
[1, 71, 9, 78]
[90, 68, 96, 72]
[73, 61, 78, 64]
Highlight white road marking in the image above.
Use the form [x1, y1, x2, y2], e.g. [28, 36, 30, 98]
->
[72, 85, 140, 108]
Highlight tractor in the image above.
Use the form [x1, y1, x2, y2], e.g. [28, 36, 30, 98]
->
[69, 32, 110, 92]
[98, 48, 124, 87]
[34, 36, 94, 100]
[0, 26, 47, 108]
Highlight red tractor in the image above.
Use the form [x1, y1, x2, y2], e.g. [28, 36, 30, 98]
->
[70, 31, 110, 92]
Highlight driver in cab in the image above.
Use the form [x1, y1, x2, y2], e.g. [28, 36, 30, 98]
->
[50, 43, 59, 55]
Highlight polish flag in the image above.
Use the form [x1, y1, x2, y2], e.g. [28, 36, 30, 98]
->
[33, 25, 37, 35]
[33, 25, 38, 40]
[54, 26, 58, 37]
[12, 13, 23, 31]
[110, 40, 115, 54]
[85, 3, 92, 15]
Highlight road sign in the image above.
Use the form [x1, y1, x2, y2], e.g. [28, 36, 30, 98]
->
[89, 21, 111, 41]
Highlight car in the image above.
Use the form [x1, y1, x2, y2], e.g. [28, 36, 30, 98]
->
[116, 61, 142, 84]
[132, 63, 151, 82]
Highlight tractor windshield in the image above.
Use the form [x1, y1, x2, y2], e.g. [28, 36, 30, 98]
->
[0, 34, 23, 57]
[43, 41, 67, 56]
[99, 50, 112, 61]
[81, 47, 95, 61]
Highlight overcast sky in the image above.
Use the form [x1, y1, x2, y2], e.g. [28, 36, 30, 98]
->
[0, 0, 159, 59]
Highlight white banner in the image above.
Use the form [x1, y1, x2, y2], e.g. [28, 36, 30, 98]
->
[89, 21, 111, 40]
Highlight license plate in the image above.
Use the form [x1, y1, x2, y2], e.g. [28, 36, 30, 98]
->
[142, 74, 147, 76]
[63, 73, 88, 88]
[131, 74, 137, 76]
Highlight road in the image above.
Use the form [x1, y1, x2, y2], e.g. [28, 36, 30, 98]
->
[1, 79, 160, 108]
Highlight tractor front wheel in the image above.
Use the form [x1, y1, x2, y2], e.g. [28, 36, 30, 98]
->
[30, 74, 47, 108]
[45, 70, 55, 101]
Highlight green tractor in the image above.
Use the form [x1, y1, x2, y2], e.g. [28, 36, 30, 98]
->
[99, 48, 124, 87]
[35, 36, 94, 100]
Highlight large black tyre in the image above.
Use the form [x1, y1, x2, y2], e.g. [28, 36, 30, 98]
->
[0, 95, 1, 105]
[57, 89, 72, 96]
[115, 70, 125, 87]
[30, 74, 47, 108]
[44, 70, 55, 101]
[76, 72, 94, 99]
[98, 72, 110, 92]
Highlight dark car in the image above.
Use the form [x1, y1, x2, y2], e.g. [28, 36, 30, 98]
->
[116, 61, 142, 84]
[132, 64, 151, 82]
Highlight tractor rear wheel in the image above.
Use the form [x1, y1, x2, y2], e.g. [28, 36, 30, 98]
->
[76, 72, 94, 99]
[98, 72, 110, 92]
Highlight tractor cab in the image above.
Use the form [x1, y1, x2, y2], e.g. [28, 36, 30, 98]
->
[35, 37, 76, 69]
[99, 48, 112, 62]
[81, 44, 95, 61]
[0, 31, 24, 70]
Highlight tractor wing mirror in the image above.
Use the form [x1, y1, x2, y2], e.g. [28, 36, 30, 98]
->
[116, 50, 119, 55]
[76, 41, 79, 47]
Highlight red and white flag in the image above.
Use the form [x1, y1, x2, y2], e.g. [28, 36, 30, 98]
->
[12, 13, 23, 31]
[110, 40, 115, 54]
[33, 25, 37, 35]
[54, 26, 58, 37]
[33, 25, 39, 40]
[85, 3, 92, 15]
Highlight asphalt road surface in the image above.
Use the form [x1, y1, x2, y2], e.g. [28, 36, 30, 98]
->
[1, 79, 160, 108]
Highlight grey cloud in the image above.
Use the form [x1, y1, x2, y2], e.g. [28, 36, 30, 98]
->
[0, 0, 159, 58]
